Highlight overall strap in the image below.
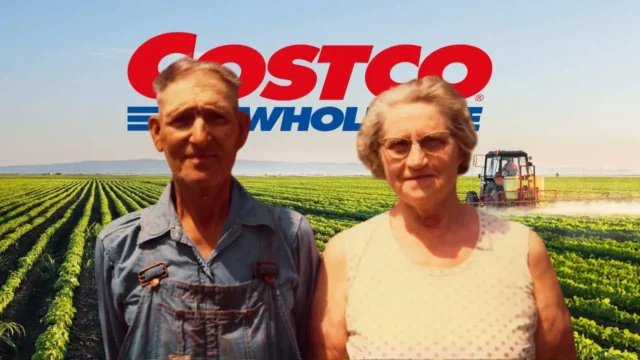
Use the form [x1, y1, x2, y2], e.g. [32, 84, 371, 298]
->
[137, 238, 170, 288]
[253, 208, 303, 360]
[253, 209, 281, 284]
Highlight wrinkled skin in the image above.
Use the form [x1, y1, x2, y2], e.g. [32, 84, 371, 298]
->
[148, 70, 250, 190]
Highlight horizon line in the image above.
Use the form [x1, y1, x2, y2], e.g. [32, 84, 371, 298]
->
[0, 158, 639, 173]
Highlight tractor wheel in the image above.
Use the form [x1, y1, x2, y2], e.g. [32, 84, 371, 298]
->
[466, 191, 480, 206]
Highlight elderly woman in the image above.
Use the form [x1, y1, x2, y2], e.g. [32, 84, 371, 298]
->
[307, 76, 576, 360]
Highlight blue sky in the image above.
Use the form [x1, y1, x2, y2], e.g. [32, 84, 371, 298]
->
[0, 0, 638, 170]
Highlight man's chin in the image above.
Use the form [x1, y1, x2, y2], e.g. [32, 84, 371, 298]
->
[178, 171, 226, 187]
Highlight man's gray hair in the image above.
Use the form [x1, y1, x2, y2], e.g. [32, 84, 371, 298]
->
[153, 56, 242, 98]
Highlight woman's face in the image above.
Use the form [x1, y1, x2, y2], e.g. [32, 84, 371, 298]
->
[378, 102, 462, 210]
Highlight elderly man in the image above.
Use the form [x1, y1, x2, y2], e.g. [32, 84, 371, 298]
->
[95, 57, 320, 360]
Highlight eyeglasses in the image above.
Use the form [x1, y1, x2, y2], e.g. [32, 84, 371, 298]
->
[379, 130, 451, 159]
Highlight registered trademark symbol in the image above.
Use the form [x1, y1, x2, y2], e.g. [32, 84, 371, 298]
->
[475, 94, 484, 101]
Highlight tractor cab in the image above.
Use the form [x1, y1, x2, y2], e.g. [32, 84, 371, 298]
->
[466, 150, 542, 206]
[482, 150, 530, 179]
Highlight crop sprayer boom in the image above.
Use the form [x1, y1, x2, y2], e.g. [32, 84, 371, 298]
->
[463, 150, 640, 208]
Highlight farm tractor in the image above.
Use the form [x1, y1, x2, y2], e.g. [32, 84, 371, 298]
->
[464, 150, 640, 208]
[464, 150, 550, 207]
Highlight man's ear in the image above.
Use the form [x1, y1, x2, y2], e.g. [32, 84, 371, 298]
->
[236, 110, 250, 150]
[148, 115, 164, 152]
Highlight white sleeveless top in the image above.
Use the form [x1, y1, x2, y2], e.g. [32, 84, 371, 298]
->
[343, 208, 538, 360]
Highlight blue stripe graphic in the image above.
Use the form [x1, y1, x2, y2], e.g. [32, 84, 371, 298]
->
[127, 115, 150, 123]
[127, 124, 149, 131]
[126, 105, 483, 132]
[127, 106, 159, 114]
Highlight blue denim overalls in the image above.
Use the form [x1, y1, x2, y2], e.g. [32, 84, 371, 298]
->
[116, 215, 302, 360]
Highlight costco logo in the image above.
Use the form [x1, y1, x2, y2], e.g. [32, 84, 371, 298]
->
[126, 32, 492, 132]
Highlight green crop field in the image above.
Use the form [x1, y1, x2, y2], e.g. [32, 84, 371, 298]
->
[0, 174, 639, 359]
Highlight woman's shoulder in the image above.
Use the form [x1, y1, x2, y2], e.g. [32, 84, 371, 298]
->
[322, 211, 390, 260]
[333, 211, 389, 240]
[474, 209, 539, 281]
[476, 208, 532, 234]
[474, 208, 534, 253]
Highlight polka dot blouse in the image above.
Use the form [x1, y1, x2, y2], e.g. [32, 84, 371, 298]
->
[340, 208, 538, 360]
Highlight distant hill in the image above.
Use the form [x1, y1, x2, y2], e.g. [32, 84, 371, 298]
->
[0, 159, 371, 176]
[0, 159, 637, 176]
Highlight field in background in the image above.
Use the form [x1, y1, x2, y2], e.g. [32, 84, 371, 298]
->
[0, 174, 638, 359]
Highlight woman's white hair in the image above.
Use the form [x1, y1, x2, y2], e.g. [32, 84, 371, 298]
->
[356, 75, 478, 179]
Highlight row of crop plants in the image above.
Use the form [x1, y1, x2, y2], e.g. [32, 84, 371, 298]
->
[0, 180, 79, 214]
[0, 179, 77, 204]
[0, 184, 86, 255]
[30, 180, 98, 359]
[0, 180, 91, 352]
[0, 179, 135, 358]
[0, 181, 82, 233]
[0, 182, 93, 317]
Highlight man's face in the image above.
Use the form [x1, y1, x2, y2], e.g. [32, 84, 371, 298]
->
[148, 70, 249, 188]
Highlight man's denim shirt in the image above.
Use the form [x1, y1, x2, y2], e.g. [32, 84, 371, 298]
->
[95, 177, 321, 360]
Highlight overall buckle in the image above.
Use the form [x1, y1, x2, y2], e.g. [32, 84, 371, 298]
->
[253, 261, 278, 284]
[138, 262, 168, 286]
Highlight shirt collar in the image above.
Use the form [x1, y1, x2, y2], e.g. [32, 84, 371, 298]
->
[137, 176, 276, 245]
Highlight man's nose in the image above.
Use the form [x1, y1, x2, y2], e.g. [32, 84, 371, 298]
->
[190, 117, 210, 144]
